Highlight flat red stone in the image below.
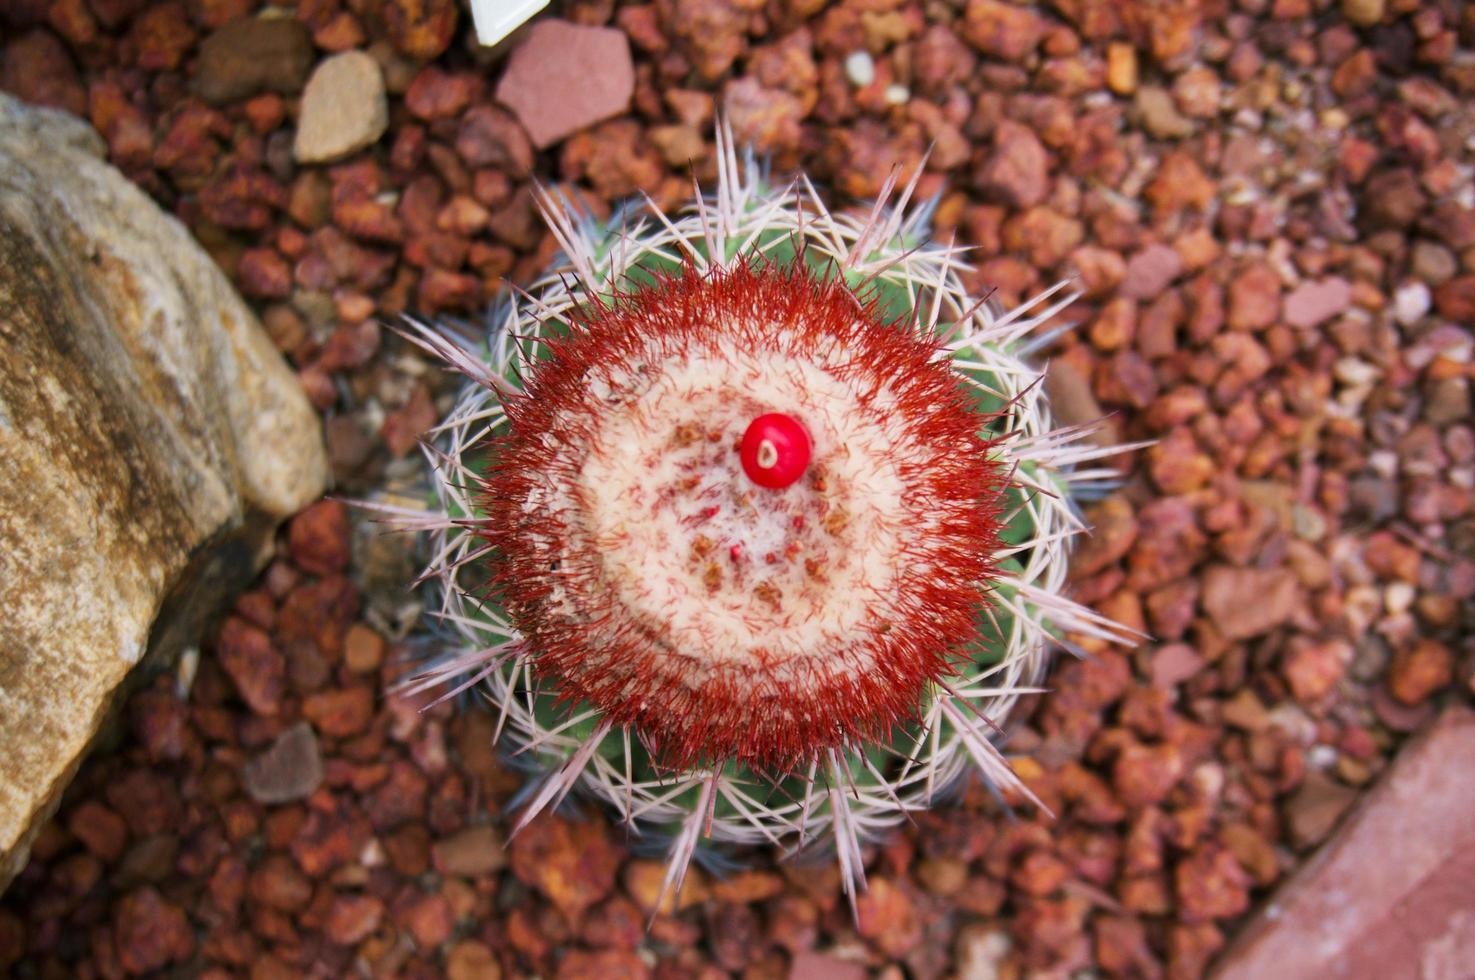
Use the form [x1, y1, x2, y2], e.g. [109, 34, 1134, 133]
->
[1213, 706, 1475, 980]
[493, 19, 634, 149]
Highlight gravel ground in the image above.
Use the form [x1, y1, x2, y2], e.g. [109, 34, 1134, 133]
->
[2, 0, 1473, 977]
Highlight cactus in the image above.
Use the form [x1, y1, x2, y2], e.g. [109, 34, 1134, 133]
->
[373, 126, 1137, 913]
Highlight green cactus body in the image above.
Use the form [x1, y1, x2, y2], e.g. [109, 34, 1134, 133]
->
[388, 129, 1136, 911]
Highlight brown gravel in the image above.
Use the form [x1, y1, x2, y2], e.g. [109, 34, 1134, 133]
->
[3, 0, 1475, 976]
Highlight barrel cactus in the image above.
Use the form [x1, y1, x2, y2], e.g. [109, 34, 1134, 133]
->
[376, 126, 1135, 912]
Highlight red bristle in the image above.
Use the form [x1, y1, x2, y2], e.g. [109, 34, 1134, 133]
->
[471, 257, 1010, 774]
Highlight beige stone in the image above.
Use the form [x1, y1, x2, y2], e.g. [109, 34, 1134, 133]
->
[293, 50, 389, 164]
[0, 94, 327, 889]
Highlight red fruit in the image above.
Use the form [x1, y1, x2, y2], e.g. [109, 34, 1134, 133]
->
[478, 258, 1009, 772]
[740, 413, 812, 489]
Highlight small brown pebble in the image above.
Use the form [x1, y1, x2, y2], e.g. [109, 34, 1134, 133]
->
[344, 623, 386, 674]
[325, 893, 384, 946]
[113, 887, 194, 973]
[67, 801, 128, 863]
[303, 686, 376, 738]
[1175, 845, 1251, 922]
[288, 499, 351, 576]
[1114, 742, 1185, 808]
[382, 0, 458, 59]
[1386, 639, 1454, 706]
[446, 939, 502, 980]
[404, 891, 455, 948]
[432, 824, 507, 877]
[1284, 771, 1359, 849]
[1282, 639, 1350, 703]
[249, 854, 312, 912]
[855, 877, 922, 958]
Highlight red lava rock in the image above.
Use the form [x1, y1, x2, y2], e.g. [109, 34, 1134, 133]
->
[1072, 500, 1139, 579]
[208, 855, 248, 917]
[88, 79, 153, 167]
[403, 890, 455, 948]
[1219, 823, 1279, 887]
[495, 19, 635, 150]
[1283, 277, 1352, 329]
[129, 2, 196, 72]
[113, 888, 195, 973]
[215, 614, 286, 714]
[509, 814, 621, 922]
[1201, 565, 1301, 641]
[288, 499, 351, 576]
[1176, 845, 1252, 923]
[1361, 168, 1427, 229]
[975, 120, 1050, 208]
[1093, 915, 1159, 977]
[404, 66, 477, 120]
[381, 382, 438, 458]
[855, 876, 922, 958]
[1113, 742, 1185, 809]
[0, 910, 23, 968]
[237, 247, 291, 299]
[198, 165, 287, 231]
[367, 760, 430, 833]
[560, 119, 666, 199]
[1, 29, 86, 116]
[67, 801, 128, 863]
[276, 573, 359, 661]
[663, 0, 754, 81]
[707, 870, 786, 904]
[707, 900, 762, 971]
[723, 76, 805, 153]
[446, 939, 503, 979]
[961, 0, 1049, 61]
[1386, 638, 1454, 706]
[193, 16, 314, 104]
[417, 266, 483, 314]
[382, 0, 458, 59]
[1149, 643, 1204, 689]
[1144, 152, 1215, 217]
[790, 950, 866, 980]
[1170, 923, 1224, 979]
[324, 892, 383, 946]
[1433, 275, 1475, 322]
[559, 949, 651, 979]
[249, 854, 312, 912]
[48, 0, 99, 46]
[1281, 638, 1350, 703]
[1148, 427, 1214, 494]
[290, 800, 372, 876]
[1011, 850, 1072, 897]
[302, 685, 375, 738]
[1120, 244, 1184, 300]
[104, 769, 180, 838]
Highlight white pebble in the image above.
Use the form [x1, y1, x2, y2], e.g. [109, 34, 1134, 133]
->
[844, 50, 875, 87]
[883, 83, 910, 105]
[1393, 281, 1431, 325]
[1385, 581, 1415, 616]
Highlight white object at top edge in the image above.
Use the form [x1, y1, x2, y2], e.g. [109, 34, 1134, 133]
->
[468, 0, 549, 47]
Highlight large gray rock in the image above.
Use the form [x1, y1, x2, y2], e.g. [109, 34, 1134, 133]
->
[0, 94, 328, 889]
